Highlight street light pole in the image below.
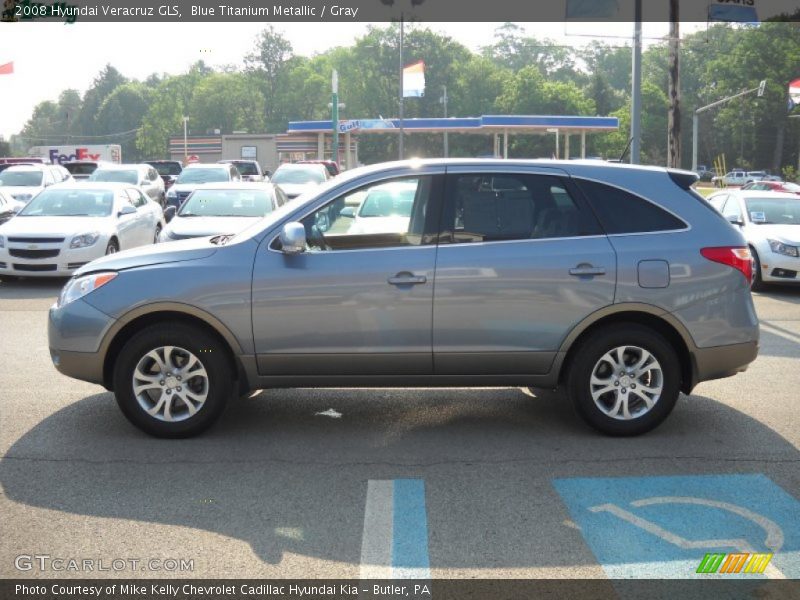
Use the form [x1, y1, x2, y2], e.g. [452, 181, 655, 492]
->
[398, 11, 404, 160]
[332, 70, 339, 166]
[691, 81, 766, 172]
[182, 116, 188, 163]
[441, 85, 448, 158]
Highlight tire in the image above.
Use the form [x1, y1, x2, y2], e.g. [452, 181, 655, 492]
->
[154, 225, 162, 244]
[106, 239, 119, 255]
[567, 324, 681, 436]
[750, 247, 766, 292]
[112, 323, 233, 437]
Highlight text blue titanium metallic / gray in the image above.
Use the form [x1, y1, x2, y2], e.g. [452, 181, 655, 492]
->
[48, 159, 759, 438]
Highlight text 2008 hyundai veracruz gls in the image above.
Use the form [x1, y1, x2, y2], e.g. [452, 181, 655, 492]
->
[48, 160, 759, 437]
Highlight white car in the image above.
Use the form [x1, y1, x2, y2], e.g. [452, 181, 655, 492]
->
[165, 163, 242, 211]
[90, 164, 165, 207]
[0, 188, 25, 220]
[159, 183, 286, 242]
[343, 181, 417, 235]
[0, 182, 164, 278]
[270, 163, 328, 199]
[0, 164, 61, 205]
[708, 189, 800, 289]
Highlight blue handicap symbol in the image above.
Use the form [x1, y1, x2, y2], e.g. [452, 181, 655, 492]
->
[553, 474, 800, 578]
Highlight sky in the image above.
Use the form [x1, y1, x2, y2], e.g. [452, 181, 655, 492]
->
[0, 21, 707, 142]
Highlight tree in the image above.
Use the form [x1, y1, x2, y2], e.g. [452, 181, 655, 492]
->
[76, 65, 127, 135]
[245, 26, 294, 130]
[189, 72, 266, 134]
[96, 83, 153, 161]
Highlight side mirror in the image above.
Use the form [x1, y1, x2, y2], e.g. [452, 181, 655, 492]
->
[279, 222, 306, 255]
[264, 169, 271, 177]
[340, 206, 355, 218]
[118, 205, 136, 217]
[164, 206, 176, 223]
[726, 214, 743, 226]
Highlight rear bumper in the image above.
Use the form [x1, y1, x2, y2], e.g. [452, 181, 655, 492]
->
[691, 340, 759, 388]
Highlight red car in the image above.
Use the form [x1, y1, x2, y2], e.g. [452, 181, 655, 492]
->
[741, 180, 800, 195]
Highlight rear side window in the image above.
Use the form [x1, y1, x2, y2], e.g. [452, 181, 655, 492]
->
[575, 179, 686, 234]
[443, 173, 602, 243]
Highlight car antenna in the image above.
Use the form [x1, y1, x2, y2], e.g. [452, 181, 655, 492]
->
[618, 137, 633, 162]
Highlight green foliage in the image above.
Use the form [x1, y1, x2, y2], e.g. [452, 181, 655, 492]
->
[13, 23, 800, 169]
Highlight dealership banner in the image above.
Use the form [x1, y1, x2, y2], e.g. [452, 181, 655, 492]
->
[402, 61, 425, 98]
[1, 0, 799, 23]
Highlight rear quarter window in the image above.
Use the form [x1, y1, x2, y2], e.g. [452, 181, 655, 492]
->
[575, 179, 686, 234]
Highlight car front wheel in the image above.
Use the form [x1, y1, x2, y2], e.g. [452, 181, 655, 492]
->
[112, 323, 233, 437]
[567, 324, 681, 436]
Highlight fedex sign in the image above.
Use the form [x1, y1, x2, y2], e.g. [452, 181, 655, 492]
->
[49, 147, 100, 164]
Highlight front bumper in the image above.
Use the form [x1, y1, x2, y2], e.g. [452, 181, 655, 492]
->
[48, 298, 115, 385]
[758, 253, 800, 283]
[0, 243, 105, 277]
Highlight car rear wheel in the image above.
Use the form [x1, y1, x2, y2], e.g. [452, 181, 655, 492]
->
[750, 247, 765, 292]
[567, 324, 681, 436]
[154, 225, 162, 244]
[112, 323, 233, 437]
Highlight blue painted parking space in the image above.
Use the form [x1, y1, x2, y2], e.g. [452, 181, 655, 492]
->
[553, 474, 800, 578]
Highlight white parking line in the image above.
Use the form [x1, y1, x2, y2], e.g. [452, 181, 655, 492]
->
[360, 480, 393, 579]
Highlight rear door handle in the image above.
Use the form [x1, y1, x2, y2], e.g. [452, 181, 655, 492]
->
[388, 273, 427, 285]
[569, 266, 606, 277]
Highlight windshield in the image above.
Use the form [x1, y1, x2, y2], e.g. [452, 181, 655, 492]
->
[91, 169, 138, 184]
[177, 168, 229, 184]
[359, 185, 416, 217]
[18, 188, 114, 217]
[65, 163, 98, 176]
[271, 167, 325, 185]
[179, 189, 272, 217]
[151, 162, 182, 176]
[0, 170, 43, 187]
[745, 198, 800, 225]
[227, 162, 258, 176]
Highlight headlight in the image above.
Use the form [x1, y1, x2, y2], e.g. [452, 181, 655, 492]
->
[70, 232, 101, 249]
[58, 272, 117, 307]
[768, 239, 799, 257]
[11, 193, 32, 203]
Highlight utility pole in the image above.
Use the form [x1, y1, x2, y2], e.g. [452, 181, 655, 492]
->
[667, 0, 681, 168]
[440, 85, 448, 158]
[630, 0, 642, 164]
[182, 116, 188, 164]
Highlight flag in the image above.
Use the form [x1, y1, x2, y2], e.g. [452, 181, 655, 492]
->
[0, 62, 13, 75]
[708, 0, 758, 23]
[789, 78, 800, 112]
[565, 0, 620, 19]
[402, 61, 425, 98]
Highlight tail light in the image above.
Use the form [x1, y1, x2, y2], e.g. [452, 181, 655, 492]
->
[701, 246, 753, 282]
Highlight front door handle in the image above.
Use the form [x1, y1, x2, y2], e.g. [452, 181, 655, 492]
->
[388, 273, 427, 285]
[569, 266, 606, 277]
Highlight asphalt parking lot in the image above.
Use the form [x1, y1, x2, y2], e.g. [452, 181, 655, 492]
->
[0, 278, 798, 581]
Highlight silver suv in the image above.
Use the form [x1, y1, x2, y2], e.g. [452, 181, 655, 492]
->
[48, 160, 759, 438]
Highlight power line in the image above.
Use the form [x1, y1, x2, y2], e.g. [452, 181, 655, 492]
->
[16, 128, 142, 142]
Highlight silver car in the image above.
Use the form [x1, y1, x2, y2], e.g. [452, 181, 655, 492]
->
[48, 160, 759, 438]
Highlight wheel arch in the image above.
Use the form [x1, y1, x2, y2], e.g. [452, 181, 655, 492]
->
[101, 304, 247, 392]
[556, 304, 697, 394]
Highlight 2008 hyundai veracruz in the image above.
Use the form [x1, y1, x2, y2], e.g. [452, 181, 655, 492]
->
[48, 160, 759, 437]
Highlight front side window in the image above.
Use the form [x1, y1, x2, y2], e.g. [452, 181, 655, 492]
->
[575, 179, 686, 234]
[293, 176, 435, 252]
[442, 173, 601, 243]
